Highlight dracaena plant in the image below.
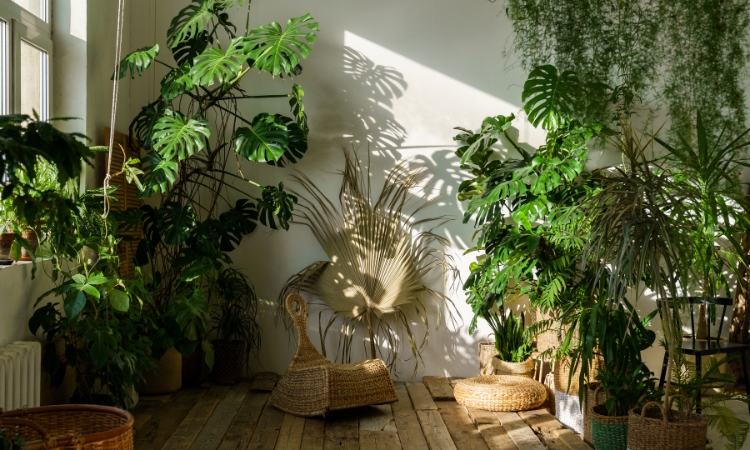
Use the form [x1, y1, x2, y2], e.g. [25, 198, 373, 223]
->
[113, 0, 318, 362]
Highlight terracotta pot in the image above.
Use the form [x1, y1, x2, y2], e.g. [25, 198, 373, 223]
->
[0, 232, 15, 260]
[141, 347, 183, 394]
[20, 230, 38, 261]
[211, 340, 245, 385]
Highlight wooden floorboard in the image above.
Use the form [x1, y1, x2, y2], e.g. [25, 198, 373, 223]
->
[130, 376, 585, 450]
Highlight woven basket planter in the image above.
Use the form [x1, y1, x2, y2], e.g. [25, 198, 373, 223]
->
[627, 395, 707, 450]
[555, 388, 583, 434]
[0, 405, 133, 449]
[529, 308, 558, 355]
[591, 404, 628, 450]
[479, 342, 496, 375]
[142, 347, 182, 394]
[554, 355, 604, 396]
[454, 375, 546, 412]
[491, 357, 534, 378]
[583, 382, 609, 445]
[211, 340, 245, 385]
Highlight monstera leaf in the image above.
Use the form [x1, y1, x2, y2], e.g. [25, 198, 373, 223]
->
[266, 115, 307, 167]
[167, 1, 216, 48]
[257, 182, 297, 230]
[218, 198, 258, 251]
[234, 113, 289, 162]
[191, 37, 247, 86]
[140, 150, 179, 196]
[215, 0, 245, 7]
[113, 44, 159, 80]
[152, 110, 210, 161]
[245, 14, 319, 76]
[170, 288, 210, 341]
[172, 30, 212, 67]
[522, 65, 579, 130]
[157, 202, 197, 246]
[161, 65, 195, 102]
[133, 102, 166, 150]
[288, 83, 308, 134]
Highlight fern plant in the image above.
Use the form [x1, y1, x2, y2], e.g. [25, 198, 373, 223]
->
[114, 0, 319, 363]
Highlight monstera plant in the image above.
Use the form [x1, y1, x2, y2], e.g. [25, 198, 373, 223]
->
[280, 150, 457, 375]
[114, 0, 318, 364]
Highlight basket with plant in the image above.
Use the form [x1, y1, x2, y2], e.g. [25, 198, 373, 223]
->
[482, 305, 535, 378]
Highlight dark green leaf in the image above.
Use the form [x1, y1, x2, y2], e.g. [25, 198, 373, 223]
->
[152, 110, 210, 161]
[234, 113, 289, 162]
[245, 14, 319, 76]
[113, 44, 159, 80]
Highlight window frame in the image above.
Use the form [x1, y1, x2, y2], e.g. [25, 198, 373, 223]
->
[0, 0, 51, 118]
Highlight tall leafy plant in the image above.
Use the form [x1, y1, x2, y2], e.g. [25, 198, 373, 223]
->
[114, 0, 319, 362]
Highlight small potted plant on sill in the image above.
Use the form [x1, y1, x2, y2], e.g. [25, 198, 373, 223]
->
[482, 305, 535, 377]
[209, 268, 261, 384]
[0, 202, 16, 264]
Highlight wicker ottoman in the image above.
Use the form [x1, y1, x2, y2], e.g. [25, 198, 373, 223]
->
[454, 375, 547, 412]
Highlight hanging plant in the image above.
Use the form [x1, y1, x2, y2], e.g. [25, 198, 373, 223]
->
[280, 150, 457, 375]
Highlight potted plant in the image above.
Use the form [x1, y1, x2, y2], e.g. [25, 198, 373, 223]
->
[113, 0, 319, 379]
[0, 199, 16, 263]
[208, 268, 260, 384]
[481, 305, 535, 377]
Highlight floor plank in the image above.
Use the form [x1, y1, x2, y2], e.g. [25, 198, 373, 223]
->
[216, 391, 271, 450]
[494, 412, 546, 450]
[406, 382, 438, 411]
[424, 377, 455, 401]
[132, 395, 171, 432]
[359, 430, 402, 450]
[162, 385, 230, 450]
[246, 401, 286, 450]
[301, 417, 326, 450]
[359, 405, 397, 432]
[416, 410, 458, 450]
[275, 413, 306, 450]
[540, 432, 570, 450]
[324, 410, 359, 450]
[466, 407, 498, 425]
[518, 409, 563, 434]
[476, 423, 517, 450]
[436, 401, 489, 450]
[251, 372, 279, 391]
[134, 388, 208, 450]
[392, 383, 429, 450]
[551, 428, 593, 450]
[189, 381, 253, 450]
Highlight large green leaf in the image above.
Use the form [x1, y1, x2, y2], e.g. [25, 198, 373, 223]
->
[234, 113, 289, 162]
[245, 14, 319, 76]
[266, 115, 307, 167]
[157, 202, 197, 246]
[288, 83, 308, 134]
[140, 150, 179, 196]
[167, 0, 216, 49]
[161, 65, 195, 102]
[172, 288, 210, 341]
[133, 101, 166, 150]
[83, 326, 117, 370]
[63, 291, 86, 318]
[257, 182, 297, 230]
[191, 37, 247, 86]
[113, 44, 159, 80]
[152, 110, 210, 161]
[522, 65, 579, 130]
[109, 290, 130, 312]
[172, 30, 211, 67]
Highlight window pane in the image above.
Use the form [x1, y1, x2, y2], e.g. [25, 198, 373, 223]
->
[10, 0, 45, 21]
[20, 40, 48, 120]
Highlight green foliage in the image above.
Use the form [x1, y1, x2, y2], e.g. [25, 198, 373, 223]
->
[522, 65, 579, 130]
[152, 110, 210, 161]
[245, 13, 319, 77]
[209, 268, 261, 368]
[190, 37, 247, 86]
[483, 308, 534, 363]
[234, 114, 289, 163]
[113, 44, 159, 80]
[0, 429, 25, 450]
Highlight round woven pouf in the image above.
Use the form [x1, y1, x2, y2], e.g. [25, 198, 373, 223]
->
[455, 375, 547, 412]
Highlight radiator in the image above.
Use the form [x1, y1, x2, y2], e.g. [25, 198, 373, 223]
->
[0, 341, 41, 410]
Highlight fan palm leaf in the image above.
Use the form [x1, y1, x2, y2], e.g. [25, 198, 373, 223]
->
[280, 149, 457, 374]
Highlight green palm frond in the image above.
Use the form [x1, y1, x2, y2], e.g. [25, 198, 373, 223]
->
[279, 149, 458, 375]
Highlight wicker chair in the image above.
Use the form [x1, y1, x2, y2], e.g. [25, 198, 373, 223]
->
[269, 294, 398, 417]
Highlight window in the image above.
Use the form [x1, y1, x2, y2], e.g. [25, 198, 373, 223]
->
[0, 0, 50, 118]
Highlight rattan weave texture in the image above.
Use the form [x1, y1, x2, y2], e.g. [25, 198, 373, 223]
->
[0, 405, 133, 450]
[269, 294, 397, 417]
[627, 395, 707, 450]
[454, 375, 546, 412]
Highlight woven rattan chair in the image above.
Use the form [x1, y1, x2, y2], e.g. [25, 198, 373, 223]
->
[269, 294, 398, 417]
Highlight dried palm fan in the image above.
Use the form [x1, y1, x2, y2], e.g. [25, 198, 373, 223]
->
[279, 149, 457, 375]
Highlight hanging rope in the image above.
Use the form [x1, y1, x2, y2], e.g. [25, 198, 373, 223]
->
[102, 0, 126, 219]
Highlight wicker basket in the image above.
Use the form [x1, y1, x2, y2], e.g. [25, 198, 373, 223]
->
[141, 347, 182, 394]
[211, 340, 245, 385]
[491, 357, 534, 378]
[0, 405, 133, 449]
[591, 404, 628, 450]
[269, 294, 397, 417]
[627, 395, 707, 450]
[583, 382, 609, 445]
[454, 375, 546, 412]
[554, 355, 604, 396]
[479, 342, 496, 375]
[530, 308, 558, 355]
[555, 388, 583, 435]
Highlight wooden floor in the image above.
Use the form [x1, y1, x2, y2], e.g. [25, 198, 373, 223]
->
[132, 374, 592, 450]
